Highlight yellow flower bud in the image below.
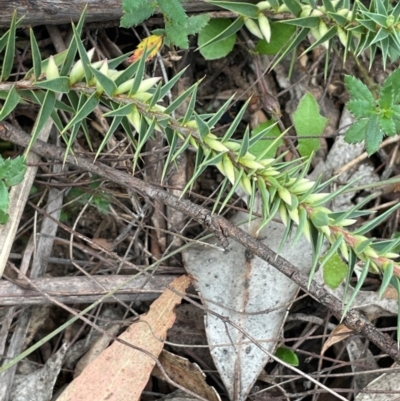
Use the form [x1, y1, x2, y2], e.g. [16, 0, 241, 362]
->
[258, 14, 271, 43]
[243, 17, 263, 39]
[46, 55, 59, 80]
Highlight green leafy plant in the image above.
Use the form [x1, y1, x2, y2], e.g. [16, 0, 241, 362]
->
[120, 0, 210, 49]
[344, 68, 400, 155]
[0, 1, 400, 363]
[0, 154, 26, 223]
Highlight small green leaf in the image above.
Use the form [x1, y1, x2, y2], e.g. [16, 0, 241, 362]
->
[255, 23, 296, 55]
[0, 86, 20, 120]
[293, 93, 327, 157]
[198, 18, 238, 60]
[379, 116, 396, 136]
[121, 0, 156, 27]
[1, 11, 17, 81]
[0, 156, 26, 187]
[323, 252, 348, 289]
[365, 115, 383, 155]
[62, 92, 99, 134]
[0, 209, 9, 224]
[310, 210, 329, 227]
[89, 65, 117, 97]
[0, 180, 9, 213]
[344, 119, 369, 144]
[165, 19, 189, 49]
[249, 121, 282, 158]
[281, 16, 320, 28]
[26, 90, 56, 155]
[30, 28, 42, 80]
[379, 262, 394, 299]
[275, 347, 299, 366]
[206, 1, 259, 18]
[347, 99, 375, 118]
[282, 0, 302, 16]
[35, 77, 70, 93]
[344, 75, 375, 103]
[187, 14, 210, 35]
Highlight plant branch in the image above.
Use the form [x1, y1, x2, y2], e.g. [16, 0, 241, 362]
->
[1, 120, 399, 363]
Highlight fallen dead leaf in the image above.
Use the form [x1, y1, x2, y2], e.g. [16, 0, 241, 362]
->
[58, 275, 191, 401]
[152, 350, 220, 401]
[321, 323, 354, 355]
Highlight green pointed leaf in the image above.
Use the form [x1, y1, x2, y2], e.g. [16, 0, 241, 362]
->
[205, 1, 259, 18]
[198, 18, 240, 60]
[218, 168, 244, 212]
[0, 86, 20, 120]
[165, 84, 197, 115]
[26, 90, 56, 154]
[183, 84, 198, 124]
[162, 130, 179, 181]
[379, 262, 394, 299]
[89, 65, 117, 97]
[344, 119, 369, 144]
[221, 98, 251, 142]
[342, 259, 370, 320]
[103, 103, 134, 117]
[60, 7, 86, 76]
[354, 201, 400, 236]
[282, 0, 302, 16]
[270, 27, 309, 70]
[194, 113, 210, 139]
[1, 11, 17, 81]
[95, 116, 123, 160]
[309, 230, 324, 288]
[30, 28, 42, 80]
[249, 121, 282, 158]
[361, 11, 389, 27]
[72, 23, 93, 83]
[134, 119, 155, 172]
[303, 26, 337, 54]
[62, 93, 99, 134]
[129, 47, 151, 96]
[207, 94, 236, 129]
[293, 93, 327, 157]
[238, 127, 249, 157]
[365, 115, 383, 155]
[328, 12, 348, 26]
[282, 17, 320, 28]
[35, 77, 70, 93]
[310, 210, 329, 227]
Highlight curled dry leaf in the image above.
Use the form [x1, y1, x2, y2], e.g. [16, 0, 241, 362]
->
[321, 323, 354, 355]
[58, 275, 191, 401]
[152, 350, 220, 401]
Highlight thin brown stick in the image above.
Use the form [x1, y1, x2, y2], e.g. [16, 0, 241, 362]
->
[1, 121, 399, 362]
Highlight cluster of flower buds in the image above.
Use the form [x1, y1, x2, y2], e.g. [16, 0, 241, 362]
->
[242, 2, 274, 43]
[181, 117, 400, 282]
[42, 42, 400, 286]
[242, 0, 355, 50]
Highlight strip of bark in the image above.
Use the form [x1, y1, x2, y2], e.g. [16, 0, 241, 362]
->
[0, 275, 175, 306]
[1, 121, 399, 362]
[1, 0, 252, 27]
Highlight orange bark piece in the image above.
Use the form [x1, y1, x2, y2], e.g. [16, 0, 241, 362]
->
[128, 34, 163, 64]
[58, 275, 191, 401]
